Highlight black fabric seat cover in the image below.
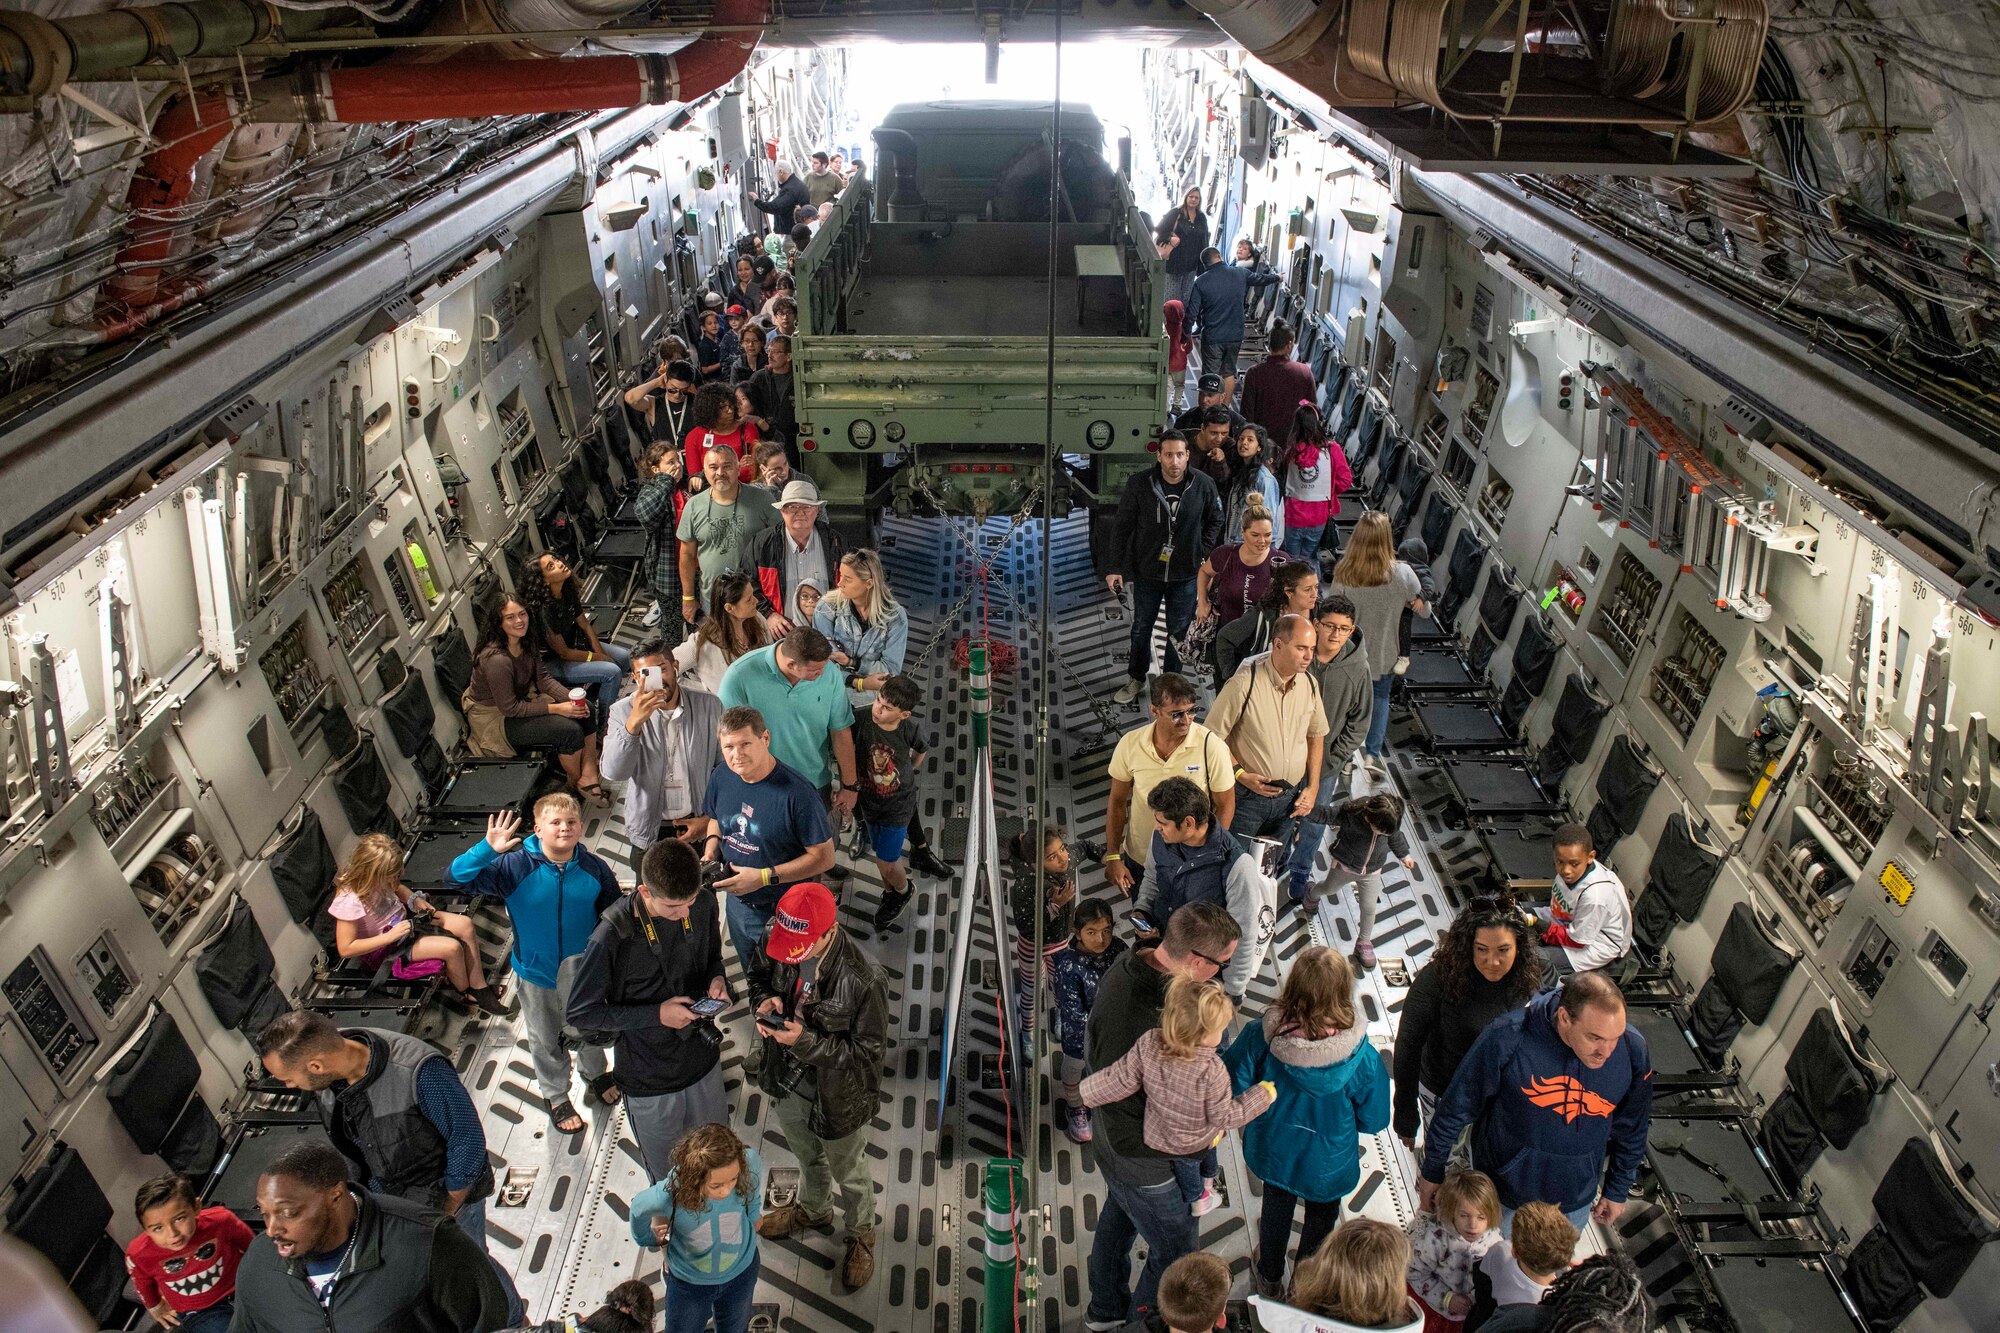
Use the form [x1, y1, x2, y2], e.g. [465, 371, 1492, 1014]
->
[1645, 812, 1725, 922]
[331, 735, 402, 840]
[1709, 902, 1798, 1024]
[107, 1009, 206, 1162]
[1437, 529, 1487, 627]
[1632, 885, 1680, 954]
[1354, 403, 1385, 469]
[320, 700, 359, 758]
[1546, 672, 1611, 766]
[1419, 494, 1455, 568]
[1687, 979, 1746, 1064]
[1871, 1137, 1993, 1296]
[1758, 1089, 1826, 1193]
[380, 671, 449, 796]
[1393, 460, 1430, 529]
[159, 1096, 222, 1178]
[1846, 1225, 1924, 1332]
[270, 805, 341, 953]
[1788, 1007, 1878, 1149]
[1404, 649, 1478, 691]
[1593, 735, 1661, 837]
[1477, 569, 1520, 642]
[196, 897, 291, 1034]
[1466, 624, 1499, 675]
[1369, 438, 1408, 508]
[1500, 612, 1558, 735]
[4, 1141, 112, 1279]
[431, 626, 474, 708]
[1648, 1117, 1784, 1205]
[1336, 378, 1365, 442]
[1705, 1253, 1867, 1333]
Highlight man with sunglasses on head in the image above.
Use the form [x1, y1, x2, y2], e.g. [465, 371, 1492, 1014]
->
[1083, 901, 1242, 1331]
[1104, 673, 1236, 905]
[624, 357, 697, 445]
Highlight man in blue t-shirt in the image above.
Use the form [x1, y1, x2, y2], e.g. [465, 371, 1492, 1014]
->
[702, 704, 836, 996]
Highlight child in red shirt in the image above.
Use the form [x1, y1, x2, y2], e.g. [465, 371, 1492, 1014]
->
[124, 1174, 252, 1332]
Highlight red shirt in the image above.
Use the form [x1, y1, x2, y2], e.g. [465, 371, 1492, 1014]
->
[683, 422, 761, 484]
[124, 1205, 253, 1312]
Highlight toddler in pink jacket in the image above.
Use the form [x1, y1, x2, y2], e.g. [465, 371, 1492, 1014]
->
[1080, 974, 1275, 1214]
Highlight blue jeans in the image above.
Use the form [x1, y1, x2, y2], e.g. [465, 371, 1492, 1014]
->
[1087, 1147, 1202, 1323]
[1366, 671, 1395, 756]
[665, 1252, 761, 1333]
[1169, 1146, 1218, 1204]
[547, 643, 633, 732]
[1230, 779, 1303, 851]
[172, 1305, 235, 1333]
[724, 891, 776, 997]
[1287, 766, 1340, 900]
[1127, 577, 1198, 682]
[1280, 523, 1325, 563]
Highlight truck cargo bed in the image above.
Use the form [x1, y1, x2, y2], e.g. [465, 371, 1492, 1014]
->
[846, 274, 1096, 336]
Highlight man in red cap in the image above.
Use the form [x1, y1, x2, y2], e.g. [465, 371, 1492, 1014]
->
[751, 882, 889, 1291]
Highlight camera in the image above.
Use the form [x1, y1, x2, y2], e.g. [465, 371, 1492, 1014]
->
[688, 1019, 724, 1053]
[701, 859, 734, 890]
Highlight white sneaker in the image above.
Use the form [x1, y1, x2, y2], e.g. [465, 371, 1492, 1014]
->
[1190, 1187, 1221, 1217]
[1112, 678, 1146, 706]
[642, 601, 662, 627]
[1393, 654, 1410, 676]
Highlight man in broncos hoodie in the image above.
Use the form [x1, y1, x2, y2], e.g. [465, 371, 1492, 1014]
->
[1418, 971, 1651, 1234]
[448, 795, 623, 1136]
[1131, 777, 1267, 1003]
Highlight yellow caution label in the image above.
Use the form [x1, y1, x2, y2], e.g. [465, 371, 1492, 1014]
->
[1880, 861, 1916, 906]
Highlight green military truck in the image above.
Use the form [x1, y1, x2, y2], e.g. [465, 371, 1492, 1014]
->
[790, 100, 1168, 524]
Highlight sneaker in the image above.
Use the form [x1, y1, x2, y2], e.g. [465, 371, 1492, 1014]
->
[1190, 1187, 1221, 1217]
[871, 888, 913, 930]
[841, 1228, 877, 1289]
[1063, 1103, 1093, 1143]
[1393, 654, 1410, 676]
[908, 844, 954, 880]
[1085, 1320, 1127, 1332]
[642, 600, 662, 627]
[1112, 678, 1146, 706]
[754, 1203, 834, 1240]
[1364, 753, 1390, 779]
[1249, 1249, 1286, 1300]
[1354, 937, 1378, 971]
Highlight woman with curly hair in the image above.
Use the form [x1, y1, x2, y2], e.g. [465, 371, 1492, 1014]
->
[630, 1123, 764, 1333]
[681, 380, 760, 486]
[1393, 895, 1544, 1153]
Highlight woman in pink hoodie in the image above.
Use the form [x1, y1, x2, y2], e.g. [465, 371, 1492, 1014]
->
[1280, 401, 1354, 563]
[1163, 299, 1193, 412]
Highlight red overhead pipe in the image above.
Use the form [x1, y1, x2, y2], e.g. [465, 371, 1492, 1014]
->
[96, 91, 233, 321]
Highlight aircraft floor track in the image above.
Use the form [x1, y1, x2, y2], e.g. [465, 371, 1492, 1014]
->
[453, 512, 1607, 1331]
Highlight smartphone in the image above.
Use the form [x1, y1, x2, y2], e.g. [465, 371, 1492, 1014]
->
[1128, 910, 1160, 935]
[754, 1010, 787, 1030]
[641, 665, 665, 692]
[688, 997, 727, 1017]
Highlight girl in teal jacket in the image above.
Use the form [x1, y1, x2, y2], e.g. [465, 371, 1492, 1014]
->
[1225, 945, 1392, 1298]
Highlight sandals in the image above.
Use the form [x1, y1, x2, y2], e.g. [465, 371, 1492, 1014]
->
[586, 1072, 622, 1107]
[578, 782, 611, 809]
[547, 1097, 585, 1135]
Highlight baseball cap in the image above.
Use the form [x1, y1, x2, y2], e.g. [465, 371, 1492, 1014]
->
[701, 290, 724, 309]
[727, 303, 748, 317]
[766, 883, 837, 963]
[778, 478, 823, 508]
[1197, 373, 1223, 394]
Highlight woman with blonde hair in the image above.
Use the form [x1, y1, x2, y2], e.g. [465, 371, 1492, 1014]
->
[1080, 975, 1276, 1216]
[1287, 1218, 1423, 1331]
[1197, 483, 1287, 631]
[813, 548, 909, 703]
[327, 834, 507, 1014]
[1331, 510, 1428, 775]
[1225, 945, 1392, 1297]
[630, 1122, 764, 1333]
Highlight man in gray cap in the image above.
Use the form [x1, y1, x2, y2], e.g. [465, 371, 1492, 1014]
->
[750, 478, 845, 637]
[1172, 374, 1247, 439]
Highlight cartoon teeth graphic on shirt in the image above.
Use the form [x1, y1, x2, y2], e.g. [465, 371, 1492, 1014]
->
[159, 1240, 226, 1297]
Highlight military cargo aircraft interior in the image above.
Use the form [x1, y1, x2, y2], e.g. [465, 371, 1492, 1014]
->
[1, 3, 1999, 1332]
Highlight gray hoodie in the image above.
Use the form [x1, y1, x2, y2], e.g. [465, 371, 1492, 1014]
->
[1309, 629, 1372, 770]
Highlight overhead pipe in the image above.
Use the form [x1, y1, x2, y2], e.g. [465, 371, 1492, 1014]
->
[97, 92, 236, 320]
[0, 1, 337, 99]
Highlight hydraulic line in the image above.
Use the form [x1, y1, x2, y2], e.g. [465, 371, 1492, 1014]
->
[0, 1, 337, 99]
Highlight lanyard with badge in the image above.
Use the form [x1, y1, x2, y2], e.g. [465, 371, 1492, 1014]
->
[1152, 477, 1183, 568]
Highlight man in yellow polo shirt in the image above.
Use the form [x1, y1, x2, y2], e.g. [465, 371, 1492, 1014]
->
[1102, 673, 1236, 901]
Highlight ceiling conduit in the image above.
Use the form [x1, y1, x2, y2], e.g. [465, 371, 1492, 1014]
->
[86, 0, 764, 333]
[1181, 0, 1767, 129]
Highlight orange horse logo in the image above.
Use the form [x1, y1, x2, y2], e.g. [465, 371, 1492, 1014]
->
[1520, 1076, 1616, 1123]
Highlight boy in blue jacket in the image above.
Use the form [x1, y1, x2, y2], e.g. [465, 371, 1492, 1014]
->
[449, 795, 623, 1134]
[1418, 972, 1652, 1235]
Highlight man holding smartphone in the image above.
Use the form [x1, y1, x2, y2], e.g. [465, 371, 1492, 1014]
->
[602, 641, 721, 876]
[567, 840, 730, 1182]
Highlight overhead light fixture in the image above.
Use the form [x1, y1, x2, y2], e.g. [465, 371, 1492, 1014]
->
[1339, 207, 1381, 234]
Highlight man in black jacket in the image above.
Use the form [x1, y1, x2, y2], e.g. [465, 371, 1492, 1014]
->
[230, 1137, 508, 1333]
[1084, 901, 1241, 1329]
[566, 840, 730, 1182]
[750, 882, 889, 1291]
[1105, 431, 1224, 705]
[752, 165, 810, 233]
[741, 333, 798, 461]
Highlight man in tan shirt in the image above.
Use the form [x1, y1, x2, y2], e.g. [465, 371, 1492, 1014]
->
[1206, 614, 1326, 850]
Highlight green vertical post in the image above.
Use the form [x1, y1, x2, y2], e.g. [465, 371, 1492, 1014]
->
[969, 640, 991, 750]
[983, 1158, 1023, 1333]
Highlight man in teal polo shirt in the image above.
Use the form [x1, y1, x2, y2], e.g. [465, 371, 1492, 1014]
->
[719, 625, 860, 823]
